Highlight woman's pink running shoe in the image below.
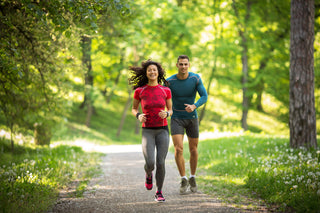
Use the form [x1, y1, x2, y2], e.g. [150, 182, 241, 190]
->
[154, 191, 165, 202]
[145, 174, 153, 190]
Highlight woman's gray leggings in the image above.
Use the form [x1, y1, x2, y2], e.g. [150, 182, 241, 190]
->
[142, 128, 169, 191]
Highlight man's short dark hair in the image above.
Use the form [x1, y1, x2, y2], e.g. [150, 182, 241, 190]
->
[177, 55, 189, 63]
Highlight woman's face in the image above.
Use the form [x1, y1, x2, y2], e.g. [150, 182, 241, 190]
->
[146, 64, 159, 81]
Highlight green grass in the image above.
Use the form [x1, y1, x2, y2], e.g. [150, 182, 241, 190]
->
[179, 133, 320, 212]
[0, 138, 103, 213]
[52, 98, 142, 145]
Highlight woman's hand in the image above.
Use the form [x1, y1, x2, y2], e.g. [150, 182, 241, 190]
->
[138, 113, 147, 123]
[158, 110, 169, 119]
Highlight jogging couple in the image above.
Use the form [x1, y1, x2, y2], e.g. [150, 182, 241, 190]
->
[129, 55, 208, 202]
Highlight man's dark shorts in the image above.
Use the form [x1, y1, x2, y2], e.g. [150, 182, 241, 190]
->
[170, 118, 199, 138]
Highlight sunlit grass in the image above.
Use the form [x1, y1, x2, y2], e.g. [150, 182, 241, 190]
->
[247, 110, 289, 135]
[52, 98, 141, 145]
[199, 84, 290, 135]
[183, 133, 320, 212]
[0, 138, 102, 213]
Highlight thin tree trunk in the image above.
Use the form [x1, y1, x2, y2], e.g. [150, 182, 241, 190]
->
[81, 35, 94, 127]
[240, 40, 249, 130]
[199, 0, 220, 124]
[86, 101, 93, 127]
[117, 89, 132, 137]
[131, 45, 141, 135]
[232, 0, 252, 131]
[199, 67, 214, 123]
[10, 122, 14, 152]
[289, 0, 317, 149]
[106, 71, 121, 104]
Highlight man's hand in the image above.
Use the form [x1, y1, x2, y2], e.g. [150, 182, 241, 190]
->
[184, 104, 196, 113]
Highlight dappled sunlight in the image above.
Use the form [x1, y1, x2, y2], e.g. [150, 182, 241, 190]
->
[0, 129, 32, 145]
[262, 93, 288, 116]
[51, 140, 141, 154]
[199, 131, 244, 140]
[200, 175, 245, 186]
[66, 122, 112, 142]
[248, 111, 289, 135]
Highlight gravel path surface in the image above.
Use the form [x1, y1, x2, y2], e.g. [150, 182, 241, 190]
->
[49, 144, 265, 213]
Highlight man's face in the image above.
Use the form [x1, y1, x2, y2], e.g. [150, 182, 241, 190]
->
[176, 58, 190, 75]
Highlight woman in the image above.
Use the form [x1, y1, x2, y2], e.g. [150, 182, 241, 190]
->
[129, 59, 172, 202]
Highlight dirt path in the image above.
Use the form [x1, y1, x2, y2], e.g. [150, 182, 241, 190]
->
[48, 144, 263, 213]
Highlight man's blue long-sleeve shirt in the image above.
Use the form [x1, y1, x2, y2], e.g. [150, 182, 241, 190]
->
[167, 72, 208, 119]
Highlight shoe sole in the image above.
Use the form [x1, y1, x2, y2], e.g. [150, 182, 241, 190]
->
[190, 186, 197, 193]
[180, 186, 188, 194]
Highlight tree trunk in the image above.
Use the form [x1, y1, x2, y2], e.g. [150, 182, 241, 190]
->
[10, 122, 14, 152]
[240, 41, 249, 131]
[289, 0, 317, 149]
[106, 51, 124, 104]
[199, 0, 220, 124]
[177, 0, 183, 7]
[117, 89, 133, 137]
[80, 35, 94, 127]
[34, 122, 52, 146]
[199, 67, 214, 124]
[255, 78, 264, 112]
[232, 0, 252, 131]
[131, 44, 141, 135]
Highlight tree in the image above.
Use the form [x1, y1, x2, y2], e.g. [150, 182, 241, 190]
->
[0, 0, 131, 148]
[77, 1, 130, 127]
[232, 0, 253, 131]
[289, 0, 317, 149]
[0, 0, 73, 149]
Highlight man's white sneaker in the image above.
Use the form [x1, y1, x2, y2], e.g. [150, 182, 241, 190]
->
[189, 177, 197, 193]
[180, 177, 188, 194]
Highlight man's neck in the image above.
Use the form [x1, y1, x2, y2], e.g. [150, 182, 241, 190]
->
[177, 72, 189, 80]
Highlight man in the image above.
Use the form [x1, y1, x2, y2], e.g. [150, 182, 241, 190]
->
[166, 55, 208, 194]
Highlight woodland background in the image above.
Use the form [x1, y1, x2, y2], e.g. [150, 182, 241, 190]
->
[0, 0, 319, 149]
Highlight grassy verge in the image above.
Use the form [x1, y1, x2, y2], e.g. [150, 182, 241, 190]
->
[175, 133, 320, 212]
[0, 138, 103, 213]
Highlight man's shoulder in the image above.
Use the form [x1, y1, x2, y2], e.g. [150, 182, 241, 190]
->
[166, 74, 177, 81]
[188, 72, 200, 78]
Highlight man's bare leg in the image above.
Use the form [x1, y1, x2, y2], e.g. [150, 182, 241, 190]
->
[188, 137, 199, 192]
[172, 134, 185, 176]
[172, 134, 188, 194]
[188, 137, 199, 175]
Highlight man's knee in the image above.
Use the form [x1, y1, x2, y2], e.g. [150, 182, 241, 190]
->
[174, 145, 184, 156]
[188, 138, 198, 155]
[189, 147, 198, 156]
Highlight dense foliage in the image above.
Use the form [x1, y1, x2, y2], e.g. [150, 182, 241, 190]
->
[0, 0, 131, 147]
